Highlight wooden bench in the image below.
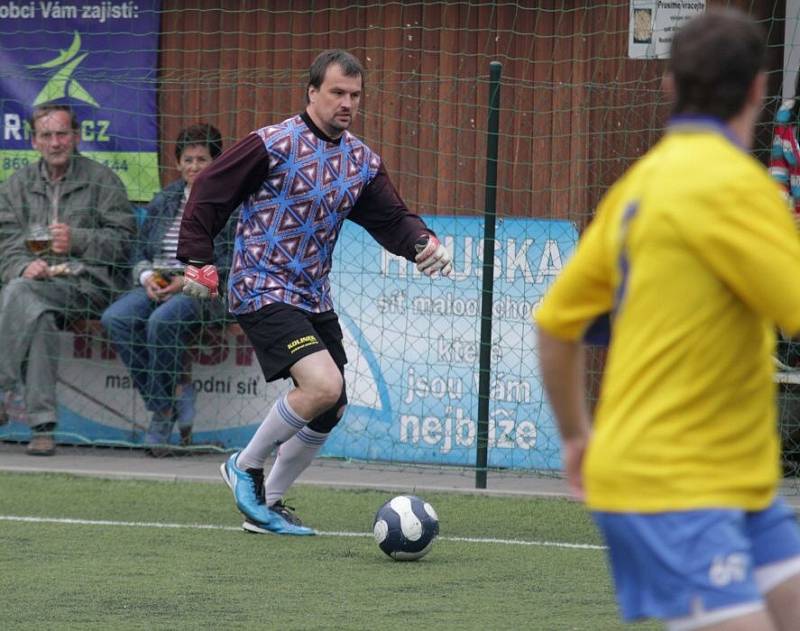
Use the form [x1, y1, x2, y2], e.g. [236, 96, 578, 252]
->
[66, 319, 253, 366]
[776, 371, 800, 385]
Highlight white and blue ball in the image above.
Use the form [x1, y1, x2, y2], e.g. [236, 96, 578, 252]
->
[373, 495, 439, 561]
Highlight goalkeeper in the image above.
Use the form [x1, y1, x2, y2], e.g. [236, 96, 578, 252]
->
[177, 49, 452, 536]
[537, 9, 800, 630]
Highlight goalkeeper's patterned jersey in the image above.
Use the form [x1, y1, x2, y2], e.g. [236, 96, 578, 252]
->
[536, 116, 800, 512]
[178, 113, 431, 314]
[229, 115, 381, 314]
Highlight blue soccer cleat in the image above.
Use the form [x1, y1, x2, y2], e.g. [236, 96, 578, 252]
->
[220, 452, 278, 525]
[220, 452, 315, 534]
[241, 499, 317, 536]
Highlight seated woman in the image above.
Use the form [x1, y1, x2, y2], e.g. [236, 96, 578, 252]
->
[102, 123, 232, 449]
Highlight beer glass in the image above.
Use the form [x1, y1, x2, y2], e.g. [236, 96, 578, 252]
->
[25, 223, 52, 255]
[152, 257, 184, 288]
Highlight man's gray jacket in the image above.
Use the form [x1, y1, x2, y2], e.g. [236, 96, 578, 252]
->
[0, 154, 136, 307]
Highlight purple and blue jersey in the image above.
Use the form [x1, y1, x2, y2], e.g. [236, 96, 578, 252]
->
[178, 112, 432, 314]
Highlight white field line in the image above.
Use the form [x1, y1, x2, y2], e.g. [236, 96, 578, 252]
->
[0, 514, 606, 550]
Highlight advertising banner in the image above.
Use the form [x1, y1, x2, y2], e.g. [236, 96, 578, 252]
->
[0, 0, 161, 200]
[0, 216, 577, 471]
[327, 215, 575, 469]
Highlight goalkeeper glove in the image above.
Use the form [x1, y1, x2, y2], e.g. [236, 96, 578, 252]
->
[183, 264, 219, 299]
[414, 234, 453, 277]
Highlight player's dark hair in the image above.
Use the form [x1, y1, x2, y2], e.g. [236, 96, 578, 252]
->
[306, 49, 365, 104]
[669, 8, 766, 121]
[175, 123, 223, 160]
[30, 104, 79, 134]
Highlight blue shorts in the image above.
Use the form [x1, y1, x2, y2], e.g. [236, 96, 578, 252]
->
[592, 499, 800, 622]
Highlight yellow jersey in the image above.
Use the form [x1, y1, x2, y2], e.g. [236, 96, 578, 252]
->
[536, 118, 800, 511]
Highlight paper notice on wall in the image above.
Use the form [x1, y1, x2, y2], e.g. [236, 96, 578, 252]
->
[628, 1, 705, 59]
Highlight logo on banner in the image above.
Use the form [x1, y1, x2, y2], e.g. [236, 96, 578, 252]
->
[0, 0, 161, 200]
[28, 31, 98, 107]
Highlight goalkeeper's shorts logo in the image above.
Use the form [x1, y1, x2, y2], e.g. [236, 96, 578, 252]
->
[287, 335, 318, 354]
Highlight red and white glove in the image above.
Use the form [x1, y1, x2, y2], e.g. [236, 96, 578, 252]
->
[183, 264, 219, 299]
[414, 235, 452, 277]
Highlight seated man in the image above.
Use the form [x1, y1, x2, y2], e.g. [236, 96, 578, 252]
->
[101, 123, 234, 451]
[0, 104, 135, 456]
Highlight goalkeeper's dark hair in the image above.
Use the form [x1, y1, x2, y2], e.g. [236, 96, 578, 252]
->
[669, 8, 766, 121]
[306, 49, 365, 104]
[175, 123, 223, 160]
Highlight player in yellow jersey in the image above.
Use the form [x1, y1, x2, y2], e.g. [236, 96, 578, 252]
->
[536, 9, 800, 630]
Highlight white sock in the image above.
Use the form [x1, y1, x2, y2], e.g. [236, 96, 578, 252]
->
[265, 426, 328, 505]
[236, 394, 309, 470]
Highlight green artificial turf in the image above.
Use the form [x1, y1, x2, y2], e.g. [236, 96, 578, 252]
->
[0, 472, 656, 630]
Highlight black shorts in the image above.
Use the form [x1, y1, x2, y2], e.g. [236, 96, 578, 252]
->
[235, 303, 347, 383]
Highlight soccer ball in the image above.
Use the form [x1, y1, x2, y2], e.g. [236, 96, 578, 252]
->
[372, 495, 439, 561]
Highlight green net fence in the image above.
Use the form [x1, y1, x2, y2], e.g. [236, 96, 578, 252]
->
[0, 0, 796, 487]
